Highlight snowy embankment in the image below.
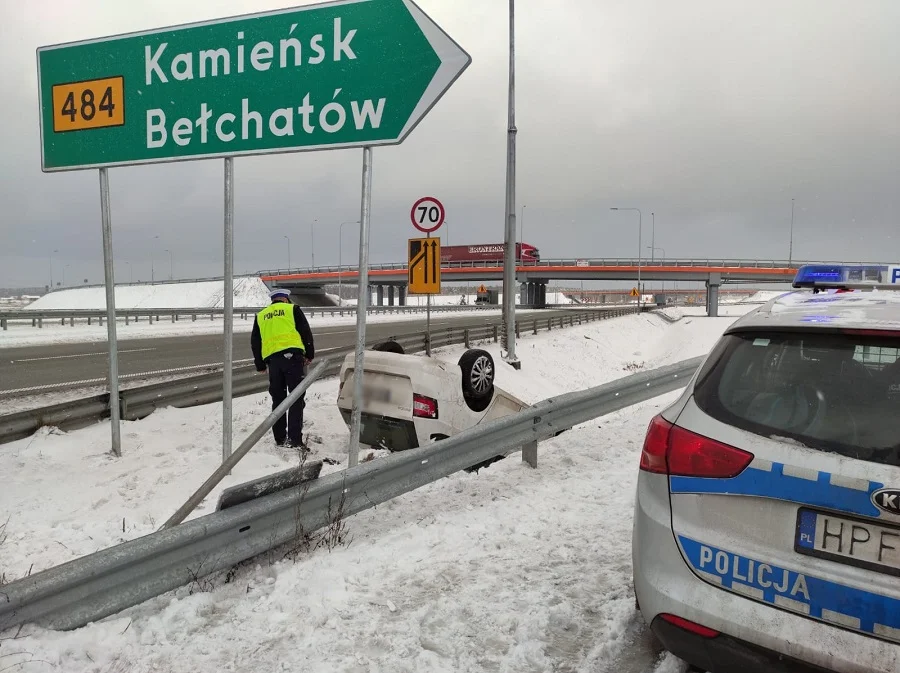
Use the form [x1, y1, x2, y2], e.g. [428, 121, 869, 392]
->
[23, 277, 271, 310]
[0, 305, 756, 673]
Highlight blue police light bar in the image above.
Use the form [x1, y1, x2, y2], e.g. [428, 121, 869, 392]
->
[792, 264, 897, 289]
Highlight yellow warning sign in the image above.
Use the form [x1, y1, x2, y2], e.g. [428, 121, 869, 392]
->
[477, 284, 488, 294]
[408, 237, 441, 294]
[629, 287, 640, 297]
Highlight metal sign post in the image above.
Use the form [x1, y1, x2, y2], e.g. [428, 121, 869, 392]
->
[348, 147, 374, 469]
[502, 0, 520, 370]
[409, 196, 445, 356]
[223, 157, 234, 465]
[99, 168, 121, 457]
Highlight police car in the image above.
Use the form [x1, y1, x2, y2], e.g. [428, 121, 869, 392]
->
[631, 264, 900, 672]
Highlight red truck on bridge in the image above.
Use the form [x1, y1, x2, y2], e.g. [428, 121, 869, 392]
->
[440, 242, 540, 263]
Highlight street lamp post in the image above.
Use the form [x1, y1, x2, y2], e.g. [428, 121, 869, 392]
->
[338, 220, 360, 305]
[648, 246, 666, 293]
[50, 249, 58, 289]
[611, 207, 643, 310]
[284, 235, 291, 270]
[789, 198, 795, 266]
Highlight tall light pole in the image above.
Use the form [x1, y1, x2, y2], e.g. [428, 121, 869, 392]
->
[789, 198, 795, 266]
[164, 249, 173, 280]
[648, 246, 666, 293]
[611, 207, 642, 310]
[50, 249, 58, 289]
[311, 218, 318, 269]
[283, 235, 291, 269]
[501, 0, 520, 369]
[338, 219, 360, 305]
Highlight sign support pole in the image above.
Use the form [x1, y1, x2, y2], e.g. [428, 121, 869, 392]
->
[426, 232, 432, 356]
[99, 167, 121, 457]
[223, 157, 234, 467]
[502, 0, 520, 370]
[348, 146, 373, 468]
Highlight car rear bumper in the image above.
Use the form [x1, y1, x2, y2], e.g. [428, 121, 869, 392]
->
[632, 472, 900, 673]
[650, 614, 835, 673]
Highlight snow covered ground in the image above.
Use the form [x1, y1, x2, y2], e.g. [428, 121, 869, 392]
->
[23, 278, 272, 311]
[0, 305, 757, 673]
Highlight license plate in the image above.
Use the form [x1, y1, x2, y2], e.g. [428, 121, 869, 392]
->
[796, 507, 900, 577]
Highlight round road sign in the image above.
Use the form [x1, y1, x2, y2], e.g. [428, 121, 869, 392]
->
[410, 196, 445, 233]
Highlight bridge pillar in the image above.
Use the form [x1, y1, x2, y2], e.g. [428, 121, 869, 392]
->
[388, 285, 395, 306]
[398, 285, 407, 306]
[706, 273, 721, 318]
[376, 285, 384, 306]
[520, 282, 528, 307]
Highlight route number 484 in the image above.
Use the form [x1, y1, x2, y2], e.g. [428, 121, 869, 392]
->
[61, 87, 115, 123]
[51, 76, 125, 133]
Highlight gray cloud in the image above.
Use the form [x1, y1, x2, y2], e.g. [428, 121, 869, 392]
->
[1, 0, 898, 288]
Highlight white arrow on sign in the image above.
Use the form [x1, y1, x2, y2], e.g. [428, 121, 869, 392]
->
[399, 0, 472, 142]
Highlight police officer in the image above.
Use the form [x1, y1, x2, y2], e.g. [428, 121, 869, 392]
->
[251, 289, 315, 449]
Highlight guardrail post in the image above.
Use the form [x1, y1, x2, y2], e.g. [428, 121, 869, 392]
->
[192, 314, 196, 322]
[126, 315, 130, 326]
[532, 320, 537, 335]
[464, 329, 470, 349]
[32, 318, 36, 327]
[522, 440, 538, 468]
[149, 315, 154, 325]
[99, 315, 104, 327]
[61, 317, 65, 326]
[88, 317, 92, 326]
[493, 325, 498, 342]
[1, 318, 6, 331]
[210, 313, 214, 321]
[515, 322, 520, 338]
[171, 314, 176, 323]
[547, 319, 551, 331]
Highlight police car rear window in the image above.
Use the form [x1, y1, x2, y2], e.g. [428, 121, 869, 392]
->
[693, 330, 900, 466]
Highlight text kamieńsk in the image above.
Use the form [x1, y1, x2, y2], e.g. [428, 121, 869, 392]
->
[142, 18, 387, 148]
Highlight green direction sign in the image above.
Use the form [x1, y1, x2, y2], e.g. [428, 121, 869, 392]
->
[37, 0, 471, 172]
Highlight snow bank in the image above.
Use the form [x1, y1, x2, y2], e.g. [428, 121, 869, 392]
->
[0, 307, 754, 672]
[743, 290, 790, 304]
[24, 277, 271, 311]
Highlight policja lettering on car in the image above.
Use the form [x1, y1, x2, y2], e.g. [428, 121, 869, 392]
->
[250, 288, 315, 450]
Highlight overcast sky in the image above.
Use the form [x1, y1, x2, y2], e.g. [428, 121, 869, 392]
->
[1, 0, 898, 288]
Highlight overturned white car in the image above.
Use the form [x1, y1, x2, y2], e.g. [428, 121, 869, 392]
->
[336, 342, 528, 462]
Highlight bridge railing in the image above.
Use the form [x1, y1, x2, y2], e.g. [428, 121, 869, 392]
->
[258, 257, 833, 277]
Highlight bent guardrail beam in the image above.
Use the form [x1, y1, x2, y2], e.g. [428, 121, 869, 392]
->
[0, 355, 703, 633]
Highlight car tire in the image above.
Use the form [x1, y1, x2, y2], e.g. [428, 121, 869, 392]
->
[459, 349, 494, 412]
[371, 340, 404, 354]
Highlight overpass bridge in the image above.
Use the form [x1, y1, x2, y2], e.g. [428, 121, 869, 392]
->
[260, 257, 803, 316]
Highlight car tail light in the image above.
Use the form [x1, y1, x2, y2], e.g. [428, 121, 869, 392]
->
[413, 393, 438, 419]
[640, 414, 753, 478]
[639, 416, 671, 474]
[659, 613, 720, 638]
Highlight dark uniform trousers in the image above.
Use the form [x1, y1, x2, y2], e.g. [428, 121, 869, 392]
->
[267, 351, 306, 445]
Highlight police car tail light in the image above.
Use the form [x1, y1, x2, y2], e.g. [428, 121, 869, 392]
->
[413, 393, 439, 419]
[640, 414, 753, 478]
[659, 613, 720, 638]
[639, 415, 671, 474]
[667, 424, 753, 478]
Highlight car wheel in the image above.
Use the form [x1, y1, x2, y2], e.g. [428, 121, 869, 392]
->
[371, 340, 404, 354]
[459, 349, 495, 412]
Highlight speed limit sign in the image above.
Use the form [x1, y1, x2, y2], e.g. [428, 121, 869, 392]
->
[410, 196, 445, 233]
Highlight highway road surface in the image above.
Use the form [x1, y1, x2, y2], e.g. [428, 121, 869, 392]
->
[0, 308, 604, 393]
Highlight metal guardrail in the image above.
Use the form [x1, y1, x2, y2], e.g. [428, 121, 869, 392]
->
[0, 303, 509, 330]
[0, 354, 704, 632]
[0, 308, 638, 444]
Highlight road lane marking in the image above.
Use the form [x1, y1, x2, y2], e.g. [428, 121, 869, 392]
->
[11, 348, 157, 363]
[0, 358, 255, 395]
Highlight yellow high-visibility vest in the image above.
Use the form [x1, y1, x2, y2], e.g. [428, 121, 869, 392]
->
[256, 304, 304, 360]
